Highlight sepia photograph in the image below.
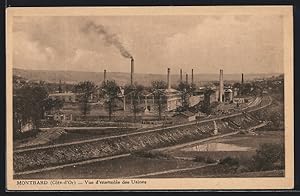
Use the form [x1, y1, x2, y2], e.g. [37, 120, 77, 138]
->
[6, 6, 293, 190]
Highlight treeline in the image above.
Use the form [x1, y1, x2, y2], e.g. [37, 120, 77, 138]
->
[13, 77, 205, 136]
[13, 83, 64, 139]
[74, 80, 197, 121]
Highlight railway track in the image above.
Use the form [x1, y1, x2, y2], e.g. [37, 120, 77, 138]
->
[13, 96, 273, 175]
[15, 96, 272, 153]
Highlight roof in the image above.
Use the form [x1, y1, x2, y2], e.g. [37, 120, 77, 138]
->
[50, 111, 65, 115]
[164, 88, 179, 94]
[224, 89, 233, 93]
[198, 112, 206, 116]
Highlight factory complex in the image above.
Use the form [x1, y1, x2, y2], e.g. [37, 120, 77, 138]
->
[45, 57, 248, 124]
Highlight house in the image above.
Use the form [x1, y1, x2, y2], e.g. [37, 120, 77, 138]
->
[45, 111, 73, 122]
[142, 88, 182, 113]
[233, 96, 246, 104]
[20, 121, 34, 132]
[233, 88, 239, 97]
[164, 88, 182, 111]
[224, 89, 233, 102]
[49, 92, 76, 103]
[196, 112, 207, 118]
[188, 94, 204, 107]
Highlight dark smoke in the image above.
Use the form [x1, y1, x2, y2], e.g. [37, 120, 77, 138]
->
[83, 22, 132, 59]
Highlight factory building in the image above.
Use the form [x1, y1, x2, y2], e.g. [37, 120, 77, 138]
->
[143, 68, 182, 112]
[49, 92, 77, 103]
[224, 89, 233, 102]
[164, 88, 182, 111]
[164, 68, 183, 111]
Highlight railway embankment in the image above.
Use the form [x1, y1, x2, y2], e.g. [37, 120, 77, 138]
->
[14, 97, 273, 173]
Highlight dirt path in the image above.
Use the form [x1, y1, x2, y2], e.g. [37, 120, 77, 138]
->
[14, 154, 131, 176]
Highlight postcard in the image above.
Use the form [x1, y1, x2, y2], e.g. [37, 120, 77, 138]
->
[6, 6, 294, 190]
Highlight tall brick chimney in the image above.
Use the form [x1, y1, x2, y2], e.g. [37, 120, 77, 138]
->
[180, 69, 183, 82]
[242, 73, 244, 84]
[167, 68, 171, 89]
[191, 69, 194, 85]
[186, 73, 188, 84]
[130, 57, 134, 85]
[219, 69, 224, 102]
[103, 69, 107, 84]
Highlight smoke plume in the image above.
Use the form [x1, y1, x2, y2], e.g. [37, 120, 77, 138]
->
[83, 22, 132, 58]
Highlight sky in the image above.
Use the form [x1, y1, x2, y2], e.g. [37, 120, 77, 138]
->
[12, 14, 284, 74]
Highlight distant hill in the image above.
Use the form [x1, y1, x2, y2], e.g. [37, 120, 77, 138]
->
[13, 68, 281, 86]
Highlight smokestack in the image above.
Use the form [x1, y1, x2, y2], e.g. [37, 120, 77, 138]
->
[191, 69, 194, 85]
[241, 73, 244, 84]
[130, 57, 134, 85]
[167, 68, 171, 89]
[219, 69, 224, 102]
[180, 69, 183, 82]
[186, 73, 189, 84]
[103, 69, 107, 83]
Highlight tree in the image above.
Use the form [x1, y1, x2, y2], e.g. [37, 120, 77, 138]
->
[177, 81, 191, 109]
[251, 143, 284, 171]
[240, 83, 252, 96]
[201, 88, 214, 114]
[74, 81, 96, 117]
[13, 84, 55, 135]
[100, 80, 121, 121]
[151, 80, 167, 120]
[44, 98, 64, 116]
[251, 83, 263, 96]
[233, 82, 241, 89]
[124, 84, 145, 122]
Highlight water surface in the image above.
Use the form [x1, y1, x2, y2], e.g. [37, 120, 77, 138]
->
[181, 142, 253, 152]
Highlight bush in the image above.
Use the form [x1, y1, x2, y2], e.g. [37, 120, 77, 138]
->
[194, 156, 206, 162]
[220, 157, 240, 167]
[205, 157, 217, 164]
[194, 156, 217, 164]
[13, 129, 40, 140]
[132, 150, 172, 159]
[236, 165, 250, 173]
[251, 143, 284, 171]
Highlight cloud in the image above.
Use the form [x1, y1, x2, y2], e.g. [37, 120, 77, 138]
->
[13, 31, 52, 68]
[161, 15, 283, 74]
[12, 15, 284, 74]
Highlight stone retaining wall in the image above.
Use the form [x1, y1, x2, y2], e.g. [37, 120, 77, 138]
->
[13, 112, 264, 172]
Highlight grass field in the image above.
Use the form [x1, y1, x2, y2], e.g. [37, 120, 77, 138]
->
[14, 127, 138, 149]
[147, 165, 284, 178]
[15, 130, 284, 179]
[15, 156, 204, 179]
[169, 131, 284, 163]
